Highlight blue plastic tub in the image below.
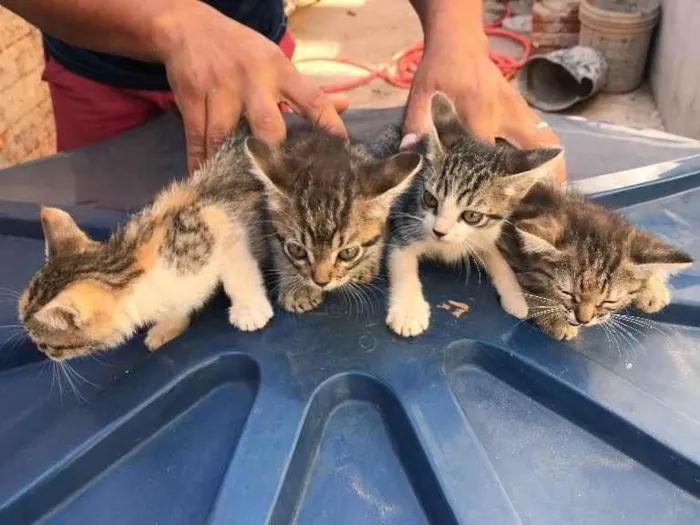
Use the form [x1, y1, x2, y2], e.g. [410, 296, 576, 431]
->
[0, 109, 699, 524]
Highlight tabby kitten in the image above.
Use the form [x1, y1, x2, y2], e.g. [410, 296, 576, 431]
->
[498, 183, 693, 340]
[245, 126, 422, 313]
[20, 130, 273, 361]
[381, 92, 562, 337]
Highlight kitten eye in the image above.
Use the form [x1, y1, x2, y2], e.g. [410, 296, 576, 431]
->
[286, 243, 308, 260]
[559, 289, 573, 299]
[337, 246, 361, 262]
[422, 190, 438, 209]
[461, 210, 483, 225]
[600, 300, 618, 307]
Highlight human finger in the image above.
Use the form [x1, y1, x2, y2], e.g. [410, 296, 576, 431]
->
[283, 76, 347, 136]
[176, 91, 207, 174]
[205, 85, 242, 158]
[245, 91, 287, 144]
[402, 85, 432, 136]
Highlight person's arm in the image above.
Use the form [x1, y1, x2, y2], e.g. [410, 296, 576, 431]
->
[2, 0, 177, 62]
[409, 0, 486, 49]
[3, 0, 347, 173]
[404, 0, 566, 184]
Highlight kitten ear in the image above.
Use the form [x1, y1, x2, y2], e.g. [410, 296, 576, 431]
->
[244, 137, 291, 194]
[494, 148, 563, 202]
[515, 217, 561, 255]
[361, 151, 423, 201]
[630, 232, 693, 277]
[34, 296, 83, 331]
[424, 92, 461, 157]
[503, 146, 563, 178]
[430, 91, 460, 131]
[40, 206, 93, 259]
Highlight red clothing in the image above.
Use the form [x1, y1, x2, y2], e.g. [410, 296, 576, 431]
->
[43, 31, 296, 152]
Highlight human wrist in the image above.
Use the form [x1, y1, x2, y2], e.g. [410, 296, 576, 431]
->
[149, 0, 214, 63]
[416, 0, 488, 55]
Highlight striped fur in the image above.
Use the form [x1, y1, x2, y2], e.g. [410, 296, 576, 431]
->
[499, 184, 693, 340]
[378, 93, 562, 337]
[20, 127, 274, 360]
[246, 126, 422, 313]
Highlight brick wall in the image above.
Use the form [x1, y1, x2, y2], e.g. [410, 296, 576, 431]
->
[0, 7, 56, 168]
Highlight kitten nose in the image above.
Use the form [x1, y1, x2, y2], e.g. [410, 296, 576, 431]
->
[313, 277, 330, 287]
[432, 228, 446, 239]
[575, 305, 595, 324]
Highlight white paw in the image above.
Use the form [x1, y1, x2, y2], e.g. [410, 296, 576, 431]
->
[229, 298, 274, 331]
[386, 299, 431, 337]
[500, 294, 528, 319]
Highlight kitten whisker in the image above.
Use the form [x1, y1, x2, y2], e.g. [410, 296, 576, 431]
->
[59, 361, 86, 403]
[523, 293, 559, 305]
[612, 314, 673, 338]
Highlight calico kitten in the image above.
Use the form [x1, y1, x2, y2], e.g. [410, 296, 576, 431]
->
[498, 183, 693, 340]
[19, 130, 273, 361]
[244, 126, 422, 313]
[380, 92, 562, 337]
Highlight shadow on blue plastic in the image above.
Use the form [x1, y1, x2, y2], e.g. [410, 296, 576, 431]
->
[270, 373, 458, 525]
[444, 341, 700, 508]
[0, 354, 259, 524]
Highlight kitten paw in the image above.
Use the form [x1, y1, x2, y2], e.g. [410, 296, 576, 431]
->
[145, 316, 190, 351]
[542, 320, 579, 341]
[500, 294, 528, 320]
[229, 298, 274, 331]
[279, 287, 324, 314]
[386, 299, 431, 337]
[633, 287, 670, 314]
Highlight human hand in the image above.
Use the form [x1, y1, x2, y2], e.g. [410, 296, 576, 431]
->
[153, 2, 347, 173]
[403, 30, 566, 185]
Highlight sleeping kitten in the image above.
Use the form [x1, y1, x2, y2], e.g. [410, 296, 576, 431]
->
[498, 183, 693, 340]
[244, 126, 422, 313]
[19, 130, 273, 361]
[380, 92, 562, 336]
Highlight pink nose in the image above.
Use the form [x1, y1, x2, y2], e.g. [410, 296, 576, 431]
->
[433, 229, 446, 239]
[313, 276, 330, 287]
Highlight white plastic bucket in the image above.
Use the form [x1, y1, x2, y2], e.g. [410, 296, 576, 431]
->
[579, 0, 661, 93]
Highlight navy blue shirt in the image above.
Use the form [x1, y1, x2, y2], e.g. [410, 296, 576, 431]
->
[44, 0, 286, 91]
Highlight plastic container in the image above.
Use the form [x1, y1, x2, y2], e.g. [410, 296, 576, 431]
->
[579, 0, 661, 93]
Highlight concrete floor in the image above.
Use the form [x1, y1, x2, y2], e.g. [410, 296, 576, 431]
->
[289, 0, 665, 131]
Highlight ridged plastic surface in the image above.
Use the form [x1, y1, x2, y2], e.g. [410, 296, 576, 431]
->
[0, 111, 699, 524]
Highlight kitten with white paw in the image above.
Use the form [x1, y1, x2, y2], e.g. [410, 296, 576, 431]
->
[498, 184, 693, 340]
[245, 126, 422, 313]
[376, 92, 562, 337]
[20, 129, 273, 361]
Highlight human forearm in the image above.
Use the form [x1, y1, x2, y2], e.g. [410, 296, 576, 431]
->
[409, 0, 487, 49]
[2, 0, 203, 62]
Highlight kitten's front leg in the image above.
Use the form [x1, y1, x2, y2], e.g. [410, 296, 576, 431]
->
[386, 246, 430, 337]
[145, 313, 190, 351]
[481, 248, 528, 319]
[633, 274, 671, 313]
[535, 313, 579, 341]
[221, 238, 274, 331]
[278, 279, 324, 313]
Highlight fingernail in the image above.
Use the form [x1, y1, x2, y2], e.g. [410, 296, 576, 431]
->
[400, 133, 419, 150]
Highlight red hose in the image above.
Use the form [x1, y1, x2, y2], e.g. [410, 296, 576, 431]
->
[294, 2, 531, 94]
